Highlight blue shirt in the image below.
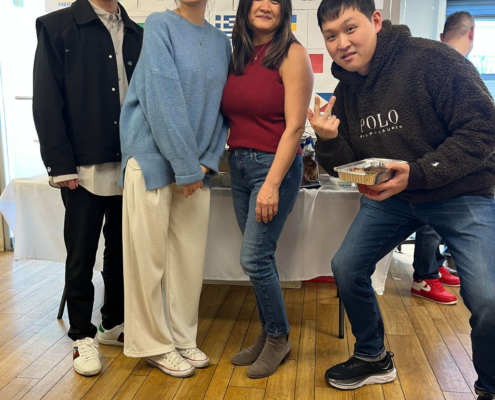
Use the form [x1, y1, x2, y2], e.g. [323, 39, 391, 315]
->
[119, 10, 231, 190]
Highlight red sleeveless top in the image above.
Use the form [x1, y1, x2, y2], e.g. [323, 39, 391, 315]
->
[221, 42, 301, 155]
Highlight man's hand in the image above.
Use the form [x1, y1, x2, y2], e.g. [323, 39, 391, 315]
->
[365, 163, 410, 201]
[183, 180, 203, 198]
[307, 95, 340, 140]
[200, 165, 210, 175]
[59, 178, 79, 190]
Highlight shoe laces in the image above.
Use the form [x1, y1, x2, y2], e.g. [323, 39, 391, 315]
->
[181, 348, 202, 358]
[342, 356, 366, 369]
[163, 349, 185, 368]
[425, 278, 445, 292]
[438, 266, 450, 277]
[75, 338, 99, 363]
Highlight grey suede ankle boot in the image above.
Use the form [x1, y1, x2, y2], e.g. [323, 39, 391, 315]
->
[247, 335, 291, 379]
[231, 330, 267, 366]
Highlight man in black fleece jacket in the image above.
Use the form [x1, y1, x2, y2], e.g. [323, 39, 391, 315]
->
[308, 0, 495, 396]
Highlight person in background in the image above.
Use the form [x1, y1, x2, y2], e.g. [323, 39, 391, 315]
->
[411, 11, 475, 305]
[33, 0, 143, 377]
[221, 0, 313, 379]
[309, 0, 495, 397]
[119, 0, 231, 378]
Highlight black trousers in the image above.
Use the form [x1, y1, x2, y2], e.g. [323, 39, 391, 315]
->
[61, 186, 124, 341]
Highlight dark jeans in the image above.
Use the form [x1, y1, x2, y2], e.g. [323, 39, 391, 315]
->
[229, 149, 302, 337]
[332, 195, 495, 393]
[61, 186, 124, 341]
[413, 225, 444, 280]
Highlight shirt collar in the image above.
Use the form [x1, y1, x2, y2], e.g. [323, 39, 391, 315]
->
[88, 0, 121, 23]
[72, 0, 142, 37]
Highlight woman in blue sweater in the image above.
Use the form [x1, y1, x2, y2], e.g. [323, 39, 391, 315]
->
[119, 2, 231, 378]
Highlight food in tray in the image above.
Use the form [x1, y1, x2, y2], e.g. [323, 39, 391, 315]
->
[334, 158, 406, 186]
[350, 166, 388, 175]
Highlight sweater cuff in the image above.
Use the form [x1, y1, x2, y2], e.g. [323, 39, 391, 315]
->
[315, 135, 345, 155]
[169, 154, 204, 186]
[407, 162, 427, 190]
[175, 169, 205, 186]
[199, 151, 220, 175]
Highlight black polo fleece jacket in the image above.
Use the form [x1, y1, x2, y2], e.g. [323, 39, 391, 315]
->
[315, 20, 495, 203]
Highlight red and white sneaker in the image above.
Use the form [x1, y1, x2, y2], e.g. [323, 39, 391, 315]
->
[411, 279, 458, 305]
[438, 266, 460, 287]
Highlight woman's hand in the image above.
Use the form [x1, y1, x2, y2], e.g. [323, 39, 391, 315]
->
[183, 180, 203, 198]
[200, 165, 210, 175]
[256, 184, 280, 223]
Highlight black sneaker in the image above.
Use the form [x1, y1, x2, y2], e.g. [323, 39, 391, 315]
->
[476, 387, 495, 399]
[325, 352, 396, 390]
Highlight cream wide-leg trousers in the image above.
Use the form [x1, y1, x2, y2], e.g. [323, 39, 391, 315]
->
[122, 158, 210, 357]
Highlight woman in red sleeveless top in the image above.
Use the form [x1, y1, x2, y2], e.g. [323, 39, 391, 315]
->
[221, 0, 313, 379]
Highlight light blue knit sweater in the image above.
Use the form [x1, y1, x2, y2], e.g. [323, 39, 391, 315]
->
[119, 10, 231, 190]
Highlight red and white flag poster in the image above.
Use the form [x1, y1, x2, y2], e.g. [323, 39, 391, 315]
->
[309, 51, 339, 89]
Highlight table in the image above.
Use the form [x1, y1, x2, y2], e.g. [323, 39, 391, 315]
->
[0, 174, 393, 294]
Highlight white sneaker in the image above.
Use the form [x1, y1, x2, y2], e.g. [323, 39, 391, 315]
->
[97, 323, 124, 346]
[178, 347, 210, 368]
[73, 337, 101, 376]
[146, 349, 195, 378]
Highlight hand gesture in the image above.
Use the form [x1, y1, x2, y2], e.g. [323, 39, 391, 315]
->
[307, 96, 340, 140]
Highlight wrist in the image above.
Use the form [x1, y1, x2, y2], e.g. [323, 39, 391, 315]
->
[263, 179, 281, 190]
[314, 129, 337, 141]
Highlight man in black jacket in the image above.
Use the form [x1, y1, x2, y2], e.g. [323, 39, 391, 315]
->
[308, 0, 495, 397]
[33, 0, 142, 376]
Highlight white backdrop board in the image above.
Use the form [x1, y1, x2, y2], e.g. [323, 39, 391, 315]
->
[45, 0, 138, 13]
[45, 0, 343, 96]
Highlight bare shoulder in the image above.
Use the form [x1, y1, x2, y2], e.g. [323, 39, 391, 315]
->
[287, 42, 309, 60]
[280, 42, 311, 76]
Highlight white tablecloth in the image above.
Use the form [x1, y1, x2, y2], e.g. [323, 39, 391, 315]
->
[0, 174, 393, 294]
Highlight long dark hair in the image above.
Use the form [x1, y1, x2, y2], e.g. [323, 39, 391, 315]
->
[230, 0, 299, 75]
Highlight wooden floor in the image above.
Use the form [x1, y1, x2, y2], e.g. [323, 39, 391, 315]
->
[0, 248, 477, 400]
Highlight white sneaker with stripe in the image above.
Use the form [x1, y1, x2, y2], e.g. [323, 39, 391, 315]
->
[97, 323, 125, 346]
[73, 337, 101, 376]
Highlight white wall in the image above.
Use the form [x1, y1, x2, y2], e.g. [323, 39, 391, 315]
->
[399, 0, 446, 40]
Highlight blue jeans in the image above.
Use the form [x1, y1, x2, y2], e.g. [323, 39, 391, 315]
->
[229, 148, 303, 337]
[332, 195, 495, 393]
[413, 225, 444, 280]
